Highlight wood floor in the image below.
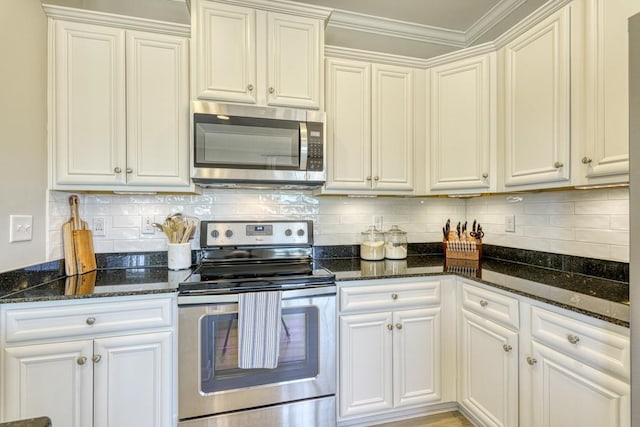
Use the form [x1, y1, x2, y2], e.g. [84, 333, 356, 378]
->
[372, 411, 473, 427]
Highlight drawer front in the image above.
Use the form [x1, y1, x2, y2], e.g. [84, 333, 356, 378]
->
[530, 305, 630, 378]
[460, 282, 519, 329]
[340, 280, 441, 313]
[4, 297, 174, 344]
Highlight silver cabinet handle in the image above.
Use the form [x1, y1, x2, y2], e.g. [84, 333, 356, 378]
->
[567, 334, 580, 345]
[395, 323, 403, 330]
[554, 161, 564, 168]
[126, 168, 133, 174]
[268, 87, 275, 94]
[366, 176, 372, 181]
[77, 356, 87, 365]
[503, 344, 513, 352]
[391, 293, 398, 300]
[114, 167, 122, 173]
[86, 317, 96, 325]
[582, 157, 592, 164]
[247, 84, 254, 91]
[387, 324, 393, 331]
[373, 176, 380, 181]
[479, 300, 488, 307]
[482, 172, 489, 179]
[92, 354, 102, 363]
[526, 356, 537, 366]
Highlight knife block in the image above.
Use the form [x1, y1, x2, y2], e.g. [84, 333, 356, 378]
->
[443, 236, 482, 261]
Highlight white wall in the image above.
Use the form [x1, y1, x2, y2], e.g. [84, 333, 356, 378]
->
[0, 0, 48, 272]
[47, 187, 629, 262]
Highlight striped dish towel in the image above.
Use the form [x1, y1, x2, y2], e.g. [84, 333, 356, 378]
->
[238, 291, 282, 369]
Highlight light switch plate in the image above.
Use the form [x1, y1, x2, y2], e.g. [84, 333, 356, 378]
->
[505, 215, 516, 232]
[9, 215, 33, 242]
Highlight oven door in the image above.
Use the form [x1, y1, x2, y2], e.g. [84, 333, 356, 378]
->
[178, 286, 336, 421]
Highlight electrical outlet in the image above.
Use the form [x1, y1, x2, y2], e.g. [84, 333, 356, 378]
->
[93, 217, 106, 237]
[505, 215, 516, 232]
[373, 215, 383, 230]
[141, 215, 156, 234]
[9, 215, 33, 242]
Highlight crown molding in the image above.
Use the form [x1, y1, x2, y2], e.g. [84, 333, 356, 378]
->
[324, 45, 432, 68]
[327, 9, 467, 48]
[41, 4, 190, 36]
[465, 0, 528, 45]
[203, 0, 332, 20]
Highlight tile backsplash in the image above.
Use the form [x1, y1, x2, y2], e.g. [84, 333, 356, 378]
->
[47, 187, 629, 262]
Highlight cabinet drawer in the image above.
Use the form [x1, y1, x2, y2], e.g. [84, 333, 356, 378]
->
[340, 280, 440, 313]
[460, 282, 519, 329]
[3, 297, 173, 344]
[530, 306, 630, 378]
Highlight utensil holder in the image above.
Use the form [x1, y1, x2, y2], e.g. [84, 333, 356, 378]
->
[443, 236, 482, 261]
[168, 243, 191, 270]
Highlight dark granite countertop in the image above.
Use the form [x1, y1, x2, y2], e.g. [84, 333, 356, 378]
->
[315, 255, 629, 327]
[0, 417, 51, 427]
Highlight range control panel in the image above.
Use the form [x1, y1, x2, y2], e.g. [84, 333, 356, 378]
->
[201, 220, 312, 247]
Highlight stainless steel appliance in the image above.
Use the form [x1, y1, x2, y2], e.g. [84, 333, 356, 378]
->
[191, 102, 326, 189]
[177, 220, 336, 427]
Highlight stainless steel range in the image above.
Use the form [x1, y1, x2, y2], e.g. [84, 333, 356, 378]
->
[177, 220, 336, 427]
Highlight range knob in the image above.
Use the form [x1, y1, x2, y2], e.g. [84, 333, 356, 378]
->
[210, 230, 219, 239]
[225, 229, 233, 238]
[297, 229, 305, 237]
[285, 229, 293, 237]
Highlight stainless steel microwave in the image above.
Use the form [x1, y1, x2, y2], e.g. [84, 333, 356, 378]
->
[191, 101, 326, 189]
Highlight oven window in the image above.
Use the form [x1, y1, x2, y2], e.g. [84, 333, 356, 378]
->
[194, 115, 301, 169]
[199, 306, 319, 393]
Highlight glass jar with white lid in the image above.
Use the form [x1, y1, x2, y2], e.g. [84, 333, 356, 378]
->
[385, 225, 408, 259]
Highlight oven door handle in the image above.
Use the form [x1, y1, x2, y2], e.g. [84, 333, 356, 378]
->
[299, 122, 308, 170]
[178, 285, 335, 305]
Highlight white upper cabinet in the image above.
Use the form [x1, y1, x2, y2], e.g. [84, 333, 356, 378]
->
[501, 6, 572, 189]
[324, 57, 421, 194]
[428, 53, 496, 193]
[192, 0, 328, 109]
[576, 0, 640, 185]
[47, 7, 193, 192]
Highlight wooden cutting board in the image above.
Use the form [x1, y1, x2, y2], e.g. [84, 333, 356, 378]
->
[74, 228, 96, 274]
[63, 195, 96, 275]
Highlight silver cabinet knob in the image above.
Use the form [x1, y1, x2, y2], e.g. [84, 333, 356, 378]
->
[526, 356, 537, 366]
[86, 317, 96, 325]
[582, 157, 592, 164]
[373, 176, 380, 181]
[387, 324, 393, 331]
[391, 293, 398, 300]
[114, 167, 122, 173]
[567, 334, 580, 345]
[503, 344, 513, 352]
[395, 323, 403, 330]
[126, 168, 133, 174]
[92, 354, 102, 363]
[268, 87, 275, 94]
[77, 356, 87, 365]
[482, 172, 489, 179]
[479, 300, 488, 307]
[366, 176, 372, 181]
[554, 161, 564, 168]
[247, 84, 254, 91]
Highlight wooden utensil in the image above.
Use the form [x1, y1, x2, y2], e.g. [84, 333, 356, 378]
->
[63, 196, 80, 276]
[76, 270, 97, 294]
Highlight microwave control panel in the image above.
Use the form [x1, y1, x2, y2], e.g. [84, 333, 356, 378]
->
[306, 122, 324, 171]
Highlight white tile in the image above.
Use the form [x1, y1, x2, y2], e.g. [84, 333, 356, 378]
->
[522, 226, 575, 241]
[548, 240, 610, 260]
[549, 214, 610, 229]
[574, 229, 629, 246]
[609, 245, 630, 262]
[610, 215, 629, 231]
[574, 199, 628, 215]
[524, 202, 574, 215]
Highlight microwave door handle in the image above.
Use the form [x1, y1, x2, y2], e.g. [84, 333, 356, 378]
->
[299, 122, 308, 170]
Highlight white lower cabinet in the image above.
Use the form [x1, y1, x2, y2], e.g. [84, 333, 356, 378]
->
[338, 278, 456, 424]
[0, 295, 175, 427]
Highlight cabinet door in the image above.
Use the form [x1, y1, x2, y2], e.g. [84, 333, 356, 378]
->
[581, 0, 640, 182]
[125, 31, 190, 187]
[372, 64, 415, 191]
[503, 7, 571, 188]
[193, 0, 257, 103]
[267, 12, 321, 109]
[527, 342, 630, 427]
[393, 307, 442, 408]
[429, 54, 495, 192]
[459, 309, 518, 427]
[339, 311, 393, 418]
[2, 340, 93, 427]
[52, 20, 126, 186]
[325, 58, 372, 191]
[93, 331, 173, 427]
